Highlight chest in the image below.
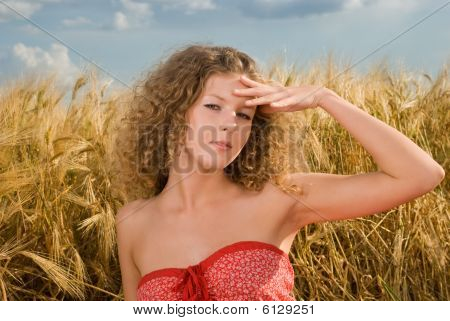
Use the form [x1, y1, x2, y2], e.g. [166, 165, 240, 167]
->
[132, 184, 297, 277]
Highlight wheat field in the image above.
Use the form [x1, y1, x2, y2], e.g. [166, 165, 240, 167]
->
[0, 55, 448, 300]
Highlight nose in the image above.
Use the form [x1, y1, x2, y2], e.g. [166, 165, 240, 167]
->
[218, 109, 238, 131]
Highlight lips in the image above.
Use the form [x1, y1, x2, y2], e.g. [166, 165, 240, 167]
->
[211, 141, 232, 148]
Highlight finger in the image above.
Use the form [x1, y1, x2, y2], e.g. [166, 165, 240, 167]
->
[271, 96, 297, 107]
[273, 92, 316, 108]
[239, 75, 275, 90]
[259, 102, 292, 114]
[245, 91, 290, 106]
[240, 75, 264, 85]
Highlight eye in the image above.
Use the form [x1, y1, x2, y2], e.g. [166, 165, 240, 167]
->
[204, 104, 251, 120]
[204, 104, 220, 110]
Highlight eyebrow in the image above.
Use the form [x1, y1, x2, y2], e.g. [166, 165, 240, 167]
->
[206, 94, 256, 109]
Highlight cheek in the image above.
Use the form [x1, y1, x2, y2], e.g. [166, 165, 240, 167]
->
[185, 116, 216, 150]
[191, 110, 221, 142]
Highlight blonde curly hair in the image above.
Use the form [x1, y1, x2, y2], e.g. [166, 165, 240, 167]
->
[110, 43, 307, 204]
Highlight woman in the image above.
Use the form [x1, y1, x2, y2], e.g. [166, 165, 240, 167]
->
[113, 44, 445, 301]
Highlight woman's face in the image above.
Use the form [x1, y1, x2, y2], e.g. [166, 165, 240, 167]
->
[183, 72, 257, 172]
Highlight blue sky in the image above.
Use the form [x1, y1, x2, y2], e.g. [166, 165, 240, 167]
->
[0, 0, 449, 93]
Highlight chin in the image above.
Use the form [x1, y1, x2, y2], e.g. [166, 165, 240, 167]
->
[199, 159, 228, 172]
[188, 146, 235, 172]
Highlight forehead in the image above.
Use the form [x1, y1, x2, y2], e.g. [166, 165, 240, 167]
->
[203, 73, 256, 109]
[205, 73, 247, 90]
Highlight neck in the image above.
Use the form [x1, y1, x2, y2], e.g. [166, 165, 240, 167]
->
[158, 147, 239, 213]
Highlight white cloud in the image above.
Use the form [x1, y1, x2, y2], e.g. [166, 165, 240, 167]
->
[114, 11, 129, 30]
[113, 0, 153, 30]
[62, 16, 92, 27]
[343, 0, 366, 10]
[371, 0, 421, 11]
[157, 0, 217, 14]
[0, 0, 60, 23]
[12, 42, 80, 88]
[121, 0, 151, 16]
[0, 1, 41, 22]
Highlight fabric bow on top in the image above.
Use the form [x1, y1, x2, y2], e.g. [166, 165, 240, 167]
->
[173, 264, 213, 300]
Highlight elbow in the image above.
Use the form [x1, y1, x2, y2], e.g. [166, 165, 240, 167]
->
[398, 166, 445, 198]
[419, 166, 445, 191]
[431, 165, 445, 184]
[437, 166, 445, 180]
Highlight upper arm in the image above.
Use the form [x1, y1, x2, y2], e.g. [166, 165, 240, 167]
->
[115, 200, 146, 301]
[285, 170, 444, 228]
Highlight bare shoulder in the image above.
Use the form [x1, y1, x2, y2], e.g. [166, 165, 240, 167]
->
[115, 198, 154, 300]
[115, 197, 158, 260]
[115, 198, 152, 226]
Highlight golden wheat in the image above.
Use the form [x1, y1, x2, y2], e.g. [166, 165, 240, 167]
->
[0, 55, 448, 300]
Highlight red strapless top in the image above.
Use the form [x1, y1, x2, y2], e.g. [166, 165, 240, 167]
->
[136, 240, 296, 301]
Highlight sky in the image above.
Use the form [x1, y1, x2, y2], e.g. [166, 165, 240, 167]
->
[0, 0, 449, 95]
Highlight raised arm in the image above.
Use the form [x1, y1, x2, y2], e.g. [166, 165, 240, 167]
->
[285, 89, 445, 228]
